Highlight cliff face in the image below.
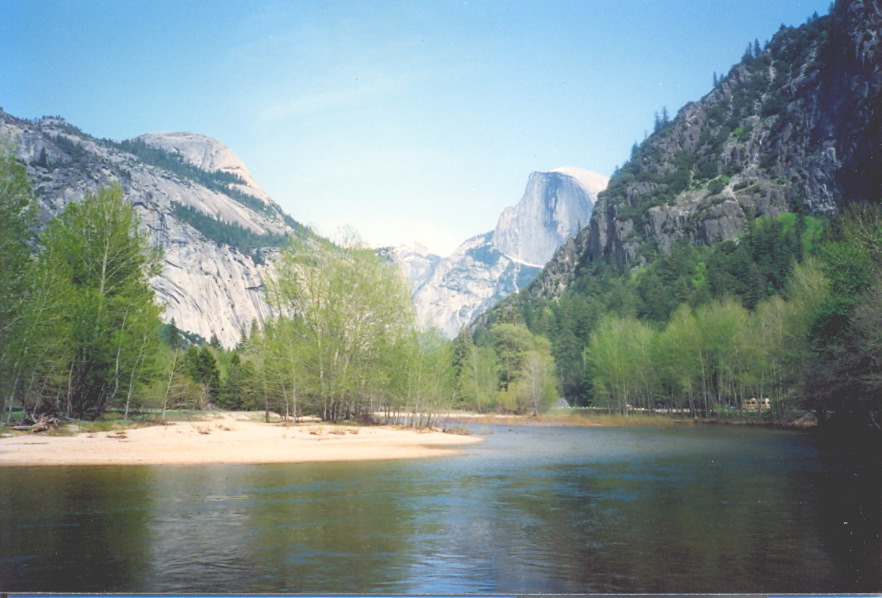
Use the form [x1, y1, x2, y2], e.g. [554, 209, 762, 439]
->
[388, 168, 606, 337]
[387, 234, 539, 337]
[823, 0, 882, 206]
[524, 0, 882, 302]
[492, 168, 607, 266]
[1, 111, 305, 347]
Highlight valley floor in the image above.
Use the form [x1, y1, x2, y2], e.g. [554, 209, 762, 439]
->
[0, 412, 482, 467]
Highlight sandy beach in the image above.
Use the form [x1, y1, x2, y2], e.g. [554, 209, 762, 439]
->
[0, 412, 483, 466]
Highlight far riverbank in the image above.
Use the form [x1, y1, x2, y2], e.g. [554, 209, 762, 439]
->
[442, 408, 819, 429]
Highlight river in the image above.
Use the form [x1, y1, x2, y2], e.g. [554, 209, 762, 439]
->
[0, 424, 879, 593]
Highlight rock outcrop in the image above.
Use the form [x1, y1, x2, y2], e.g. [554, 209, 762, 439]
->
[1, 111, 306, 347]
[393, 234, 542, 337]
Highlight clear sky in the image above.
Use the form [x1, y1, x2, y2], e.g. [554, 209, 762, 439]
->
[2, 0, 831, 255]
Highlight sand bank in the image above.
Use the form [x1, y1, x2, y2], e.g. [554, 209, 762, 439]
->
[0, 412, 482, 467]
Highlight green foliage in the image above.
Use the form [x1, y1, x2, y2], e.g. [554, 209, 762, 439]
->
[0, 146, 41, 422]
[256, 235, 417, 422]
[490, 199, 882, 431]
[702, 213, 822, 309]
[458, 342, 500, 413]
[582, 286, 827, 420]
[16, 184, 166, 420]
[183, 345, 220, 400]
[584, 316, 655, 414]
[499, 213, 829, 412]
[482, 323, 559, 414]
[800, 204, 882, 430]
[171, 202, 289, 261]
[159, 318, 204, 349]
[216, 352, 256, 410]
[0, 146, 38, 353]
[389, 329, 458, 426]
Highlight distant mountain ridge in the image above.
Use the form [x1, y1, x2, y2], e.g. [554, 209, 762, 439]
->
[2, 108, 609, 344]
[387, 167, 607, 337]
[492, 168, 607, 267]
[0, 111, 309, 347]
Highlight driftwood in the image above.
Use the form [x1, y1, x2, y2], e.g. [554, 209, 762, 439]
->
[12, 414, 61, 433]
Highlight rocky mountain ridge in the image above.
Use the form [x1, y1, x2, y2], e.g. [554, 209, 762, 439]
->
[520, 0, 882, 303]
[0, 111, 304, 347]
[134, 131, 275, 206]
[384, 233, 541, 337]
[388, 167, 607, 337]
[3, 108, 607, 344]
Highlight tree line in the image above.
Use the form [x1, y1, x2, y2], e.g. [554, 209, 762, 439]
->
[5, 140, 881, 433]
[485, 205, 882, 432]
[2, 149, 557, 425]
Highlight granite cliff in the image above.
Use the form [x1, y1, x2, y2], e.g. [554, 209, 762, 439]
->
[3, 108, 608, 344]
[387, 167, 607, 337]
[0, 111, 307, 347]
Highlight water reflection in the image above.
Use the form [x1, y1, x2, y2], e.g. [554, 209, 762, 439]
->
[811, 434, 882, 591]
[0, 425, 879, 593]
[140, 466, 258, 592]
[0, 467, 153, 591]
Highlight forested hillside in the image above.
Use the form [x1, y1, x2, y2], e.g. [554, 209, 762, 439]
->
[471, 0, 882, 432]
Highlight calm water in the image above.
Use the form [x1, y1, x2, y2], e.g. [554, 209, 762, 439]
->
[0, 424, 879, 593]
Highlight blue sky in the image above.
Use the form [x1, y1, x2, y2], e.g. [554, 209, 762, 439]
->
[2, 0, 831, 255]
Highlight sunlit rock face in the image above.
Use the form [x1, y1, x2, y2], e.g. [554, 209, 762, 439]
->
[401, 233, 542, 337]
[386, 168, 607, 337]
[492, 167, 607, 267]
[133, 132, 274, 206]
[0, 111, 302, 347]
[2, 105, 611, 344]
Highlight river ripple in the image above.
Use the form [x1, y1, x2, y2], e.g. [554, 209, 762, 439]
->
[0, 424, 879, 593]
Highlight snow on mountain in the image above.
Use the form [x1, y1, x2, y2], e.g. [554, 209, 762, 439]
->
[492, 168, 607, 267]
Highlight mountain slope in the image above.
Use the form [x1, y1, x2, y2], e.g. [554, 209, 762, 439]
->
[1, 111, 309, 347]
[521, 0, 881, 303]
[395, 234, 541, 337]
